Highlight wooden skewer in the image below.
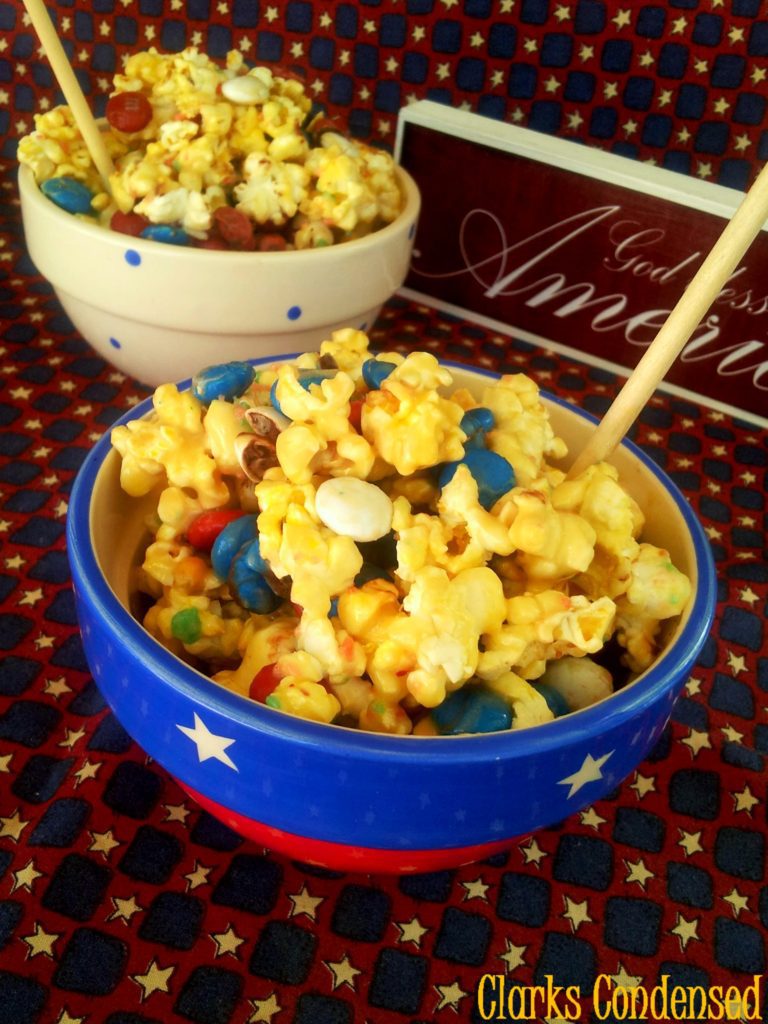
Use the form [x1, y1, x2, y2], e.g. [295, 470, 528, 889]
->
[23, 0, 115, 191]
[567, 159, 768, 478]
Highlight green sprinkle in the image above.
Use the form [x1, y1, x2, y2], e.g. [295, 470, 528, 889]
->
[314, 238, 330, 248]
[171, 607, 202, 644]
[265, 695, 281, 709]
[371, 701, 386, 715]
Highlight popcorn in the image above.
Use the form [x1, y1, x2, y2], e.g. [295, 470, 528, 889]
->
[110, 330, 692, 735]
[19, 47, 404, 250]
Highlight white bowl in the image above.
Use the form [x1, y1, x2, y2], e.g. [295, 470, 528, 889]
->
[18, 164, 420, 387]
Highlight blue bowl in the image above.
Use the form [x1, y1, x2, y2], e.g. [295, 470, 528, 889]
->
[66, 360, 716, 872]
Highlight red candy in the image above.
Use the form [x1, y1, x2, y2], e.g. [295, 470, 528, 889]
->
[249, 663, 282, 703]
[258, 233, 288, 252]
[186, 509, 244, 552]
[110, 210, 150, 237]
[106, 92, 153, 133]
[212, 206, 255, 250]
[348, 399, 363, 432]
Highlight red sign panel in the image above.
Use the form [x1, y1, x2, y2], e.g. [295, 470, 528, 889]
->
[398, 111, 768, 423]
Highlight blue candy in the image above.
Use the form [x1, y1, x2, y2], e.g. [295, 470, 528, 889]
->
[460, 407, 495, 448]
[211, 515, 258, 580]
[361, 358, 396, 390]
[139, 224, 190, 246]
[532, 681, 570, 718]
[239, 537, 270, 576]
[429, 686, 512, 735]
[270, 369, 337, 416]
[230, 557, 280, 613]
[192, 361, 256, 404]
[41, 176, 94, 215]
[438, 448, 516, 510]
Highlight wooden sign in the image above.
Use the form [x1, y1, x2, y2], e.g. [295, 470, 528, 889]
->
[395, 101, 768, 426]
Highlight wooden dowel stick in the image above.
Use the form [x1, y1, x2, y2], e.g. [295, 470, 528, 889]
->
[23, 0, 115, 190]
[568, 160, 768, 478]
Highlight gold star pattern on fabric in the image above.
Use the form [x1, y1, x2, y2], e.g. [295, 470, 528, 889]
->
[722, 888, 749, 917]
[733, 784, 759, 815]
[612, 8, 631, 29]
[55, 1013, 85, 1024]
[579, 806, 607, 830]
[624, 858, 654, 889]
[395, 916, 429, 946]
[726, 651, 747, 675]
[434, 980, 469, 1012]
[287, 884, 323, 920]
[630, 773, 656, 799]
[498, 939, 527, 972]
[184, 860, 213, 891]
[0, 809, 30, 842]
[670, 913, 700, 950]
[610, 962, 644, 989]
[109, 895, 143, 924]
[44, 676, 71, 698]
[461, 877, 490, 901]
[681, 728, 711, 757]
[520, 837, 548, 865]
[132, 959, 175, 1001]
[59, 726, 86, 749]
[73, 759, 102, 786]
[325, 954, 362, 991]
[562, 895, 592, 932]
[89, 830, 120, 857]
[684, 676, 702, 696]
[249, 993, 283, 1022]
[678, 829, 704, 857]
[11, 859, 44, 894]
[211, 926, 245, 958]
[22, 922, 60, 958]
[0, 753, 12, 773]
[721, 724, 744, 743]
[163, 802, 190, 823]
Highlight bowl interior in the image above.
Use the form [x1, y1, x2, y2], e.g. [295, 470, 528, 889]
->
[88, 362, 702, 720]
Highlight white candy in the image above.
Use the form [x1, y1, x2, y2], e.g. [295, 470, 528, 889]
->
[315, 478, 393, 543]
[221, 75, 270, 105]
[539, 656, 613, 711]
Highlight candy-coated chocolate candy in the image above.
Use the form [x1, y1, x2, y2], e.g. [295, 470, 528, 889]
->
[210, 514, 258, 579]
[140, 224, 190, 245]
[171, 607, 202, 645]
[329, 597, 339, 618]
[187, 508, 244, 552]
[239, 537, 270, 576]
[258, 233, 288, 252]
[430, 686, 512, 735]
[460, 407, 495, 448]
[106, 91, 153, 133]
[192, 361, 256, 404]
[438, 448, 516, 510]
[41, 177, 94, 215]
[213, 206, 255, 250]
[249, 662, 281, 702]
[269, 369, 337, 416]
[315, 477, 393, 543]
[221, 74, 270, 105]
[361, 358, 396, 390]
[110, 210, 150, 237]
[531, 681, 570, 718]
[230, 557, 280, 613]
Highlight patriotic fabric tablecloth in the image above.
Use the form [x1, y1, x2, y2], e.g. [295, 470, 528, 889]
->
[1, 2, 768, 1022]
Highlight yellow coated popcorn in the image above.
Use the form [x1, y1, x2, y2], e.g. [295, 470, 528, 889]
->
[110, 330, 693, 735]
[19, 48, 404, 250]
